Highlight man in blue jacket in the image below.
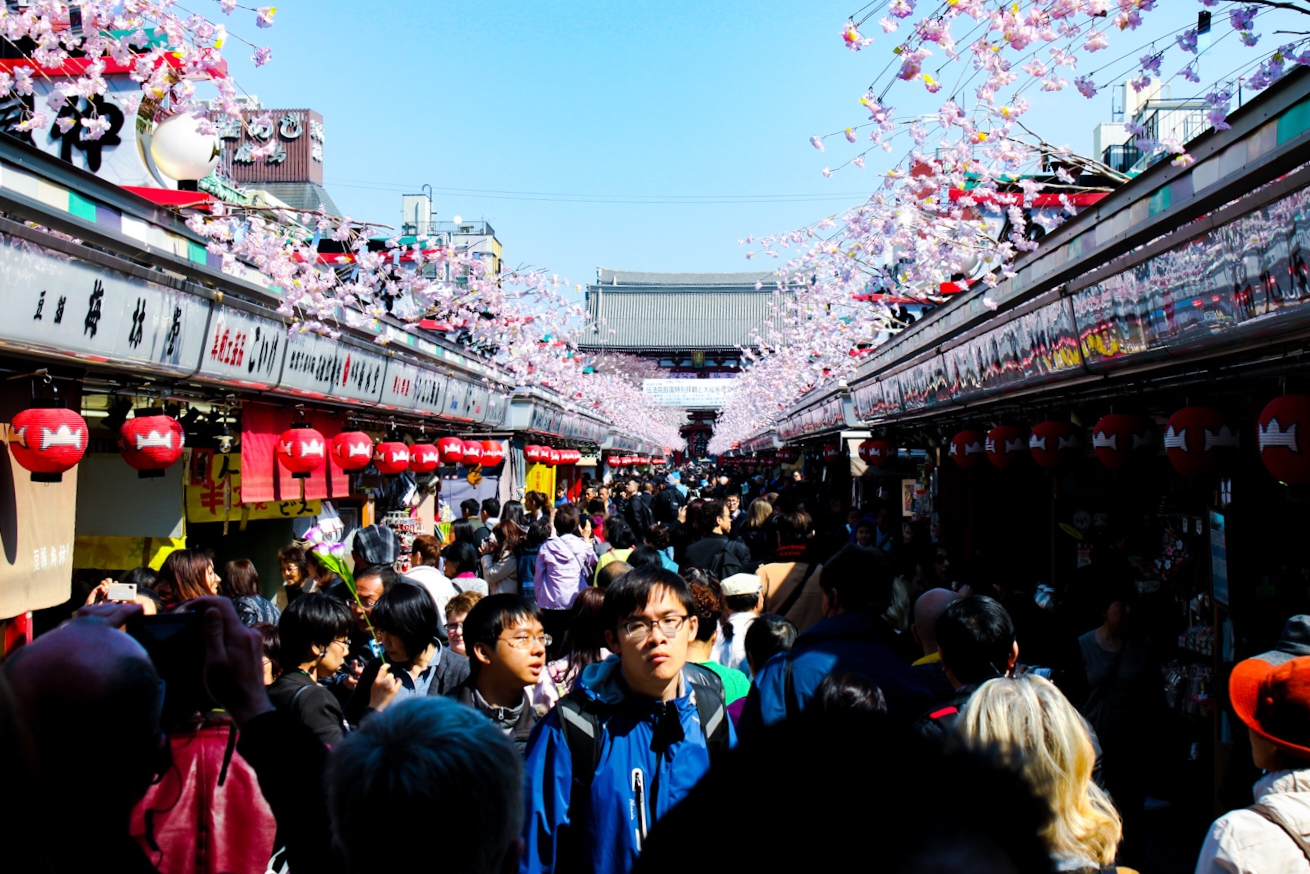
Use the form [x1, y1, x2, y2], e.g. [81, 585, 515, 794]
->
[739, 543, 933, 732]
[521, 567, 735, 874]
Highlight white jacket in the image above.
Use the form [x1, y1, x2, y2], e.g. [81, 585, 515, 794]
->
[1196, 769, 1310, 874]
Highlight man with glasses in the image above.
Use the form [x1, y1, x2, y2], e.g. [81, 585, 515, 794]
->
[447, 593, 547, 753]
[521, 567, 735, 874]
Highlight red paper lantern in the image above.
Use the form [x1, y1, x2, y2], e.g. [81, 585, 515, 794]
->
[481, 440, 505, 467]
[1028, 421, 1080, 470]
[374, 441, 411, 475]
[331, 431, 374, 471]
[1259, 395, 1310, 484]
[948, 430, 986, 469]
[862, 439, 896, 467]
[8, 407, 88, 482]
[409, 442, 441, 474]
[821, 444, 843, 463]
[985, 425, 1028, 470]
[119, 415, 184, 477]
[276, 426, 327, 479]
[1092, 414, 1153, 470]
[1165, 407, 1238, 477]
[461, 440, 484, 466]
[777, 447, 799, 463]
[437, 436, 465, 465]
[525, 444, 547, 464]
[548, 448, 562, 466]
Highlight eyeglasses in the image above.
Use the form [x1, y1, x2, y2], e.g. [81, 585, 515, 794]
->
[447, 622, 464, 633]
[330, 638, 350, 650]
[620, 615, 688, 641]
[355, 596, 378, 609]
[499, 634, 552, 650]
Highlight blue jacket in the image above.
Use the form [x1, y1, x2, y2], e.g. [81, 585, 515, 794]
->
[739, 611, 933, 734]
[521, 656, 737, 874]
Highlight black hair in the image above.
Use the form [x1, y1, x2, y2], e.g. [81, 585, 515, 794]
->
[813, 672, 887, 715]
[744, 613, 797, 674]
[699, 500, 726, 532]
[278, 592, 351, 670]
[586, 499, 606, 516]
[255, 623, 282, 681]
[554, 504, 581, 537]
[462, 594, 542, 675]
[500, 500, 526, 529]
[935, 595, 1016, 685]
[626, 545, 666, 572]
[460, 498, 480, 517]
[645, 523, 672, 550]
[818, 543, 895, 613]
[371, 583, 440, 661]
[353, 564, 403, 592]
[481, 497, 501, 517]
[526, 516, 553, 548]
[442, 541, 479, 578]
[602, 567, 696, 631]
[451, 518, 479, 545]
[604, 516, 636, 550]
[724, 591, 761, 613]
[118, 566, 158, 588]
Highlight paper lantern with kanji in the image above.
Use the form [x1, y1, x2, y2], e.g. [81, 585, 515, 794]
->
[119, 415, 185, 477]
[548, 448, 562, 466]
[480, 440, 505, 467]
[437, 436, 465, 465]
[861, 439, 896, 467]
[331, 431, 374, 471]
[461, 440, 484, 467]
[1092, 414, 1153, 470]
[408, 442, 442, 473]
[276, 426, 327, 479]
[1165, 407, 1238, 477]
[525, 444, 548, 464]
[821, 444, 843, 463]
[948, 430, 986, 470]
[1028, 421, 1080, 470]
[1259, 395, 1310, 484]
[374, 441, 411, 475]
[985, 425, 1028, 470]
[777, 447, 799, 463]
[8, 407, 88, 482]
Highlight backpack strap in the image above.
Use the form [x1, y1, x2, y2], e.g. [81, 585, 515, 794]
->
[683, 663, 729, 764]
[774, 561, 819, 619]
[1250, 802, 1310, 861]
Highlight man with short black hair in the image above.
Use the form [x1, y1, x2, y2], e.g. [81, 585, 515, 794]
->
[683, 500, 751, 578]
[474, 498, 500, 546]
[522, 568, 735, 874]
[624, 477, 655, 536]
[914, 595, 1018, 741]
[446, 594, 545, 753]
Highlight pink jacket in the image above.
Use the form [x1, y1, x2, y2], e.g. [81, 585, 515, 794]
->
[534, 531, 596, 610]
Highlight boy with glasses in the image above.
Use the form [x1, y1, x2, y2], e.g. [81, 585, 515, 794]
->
[521, 567, 734, 874]
[447, 593, 547, 753]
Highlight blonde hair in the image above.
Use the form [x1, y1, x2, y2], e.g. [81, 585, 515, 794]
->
[746, 498, 773, 530]
[882, 575, 911, 633]
[955, 675, 1122, 866]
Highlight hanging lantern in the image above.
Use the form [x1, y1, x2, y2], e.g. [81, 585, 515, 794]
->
[461, 439, 484, 466]
[276, 426, 327, 479]
[480, 440, 505, 467]
[1028, 421, 1080, 470]
[331, 431, 374, 471]
[948, 429, 986, 470]
[525, 444, 547, 464]
[437, 436, 465, 465]
[408, 442, 441, 474]
[1092, 414, 1153, 470]
[777, 447, 799, 463]
[862, 439, 896, 467]
[1259, 395, 1310, 484]
[1165, 407, 1238, 477]
[611, 454, 628, 467]
[119, 415, 185, 477]
[821, 444, 843, 463]
[374, 441, 411, 475]
[985, 425, 1028, 470]
[548, 448, 562, 466]
[8, 407, 88, 482]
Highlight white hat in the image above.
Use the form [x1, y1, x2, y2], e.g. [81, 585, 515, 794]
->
[721, 573, 763, 596]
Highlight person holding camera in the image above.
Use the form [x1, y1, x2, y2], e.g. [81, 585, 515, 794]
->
[269, 593, 353, 746]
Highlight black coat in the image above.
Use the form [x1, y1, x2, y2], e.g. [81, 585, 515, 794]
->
[446, 680, 537, 755]
[344, 646, 471, 727]
[267, 671, 347, 747]
[683, 534, 752, 577]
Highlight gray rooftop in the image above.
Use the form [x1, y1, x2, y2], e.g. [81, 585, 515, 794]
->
[595, 268, 777, 287]
[254, 182, 341, 216]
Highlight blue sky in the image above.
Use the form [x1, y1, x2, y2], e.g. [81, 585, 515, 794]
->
[218, 1, 1262, 294]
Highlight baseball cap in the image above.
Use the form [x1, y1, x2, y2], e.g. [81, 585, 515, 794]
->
[721, 573, 763, 597]
[1230, 655, 1310, 759]
[353, 524, 399, 566]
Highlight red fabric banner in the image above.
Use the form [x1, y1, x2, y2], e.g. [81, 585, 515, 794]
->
[240, 402, 350, 503]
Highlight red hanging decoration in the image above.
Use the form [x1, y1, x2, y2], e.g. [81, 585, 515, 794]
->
[276, 426, 327, 479]
[821, 444, 843, 463]
[437, 436, 465, 465]
[8, 407, 88, 482]
[119, 415, 185, 477]
[409, 442, 441, 474]
[863, 439, 896, 467]
[985, 425, 1028, 470]
[1028, 421, 1080, 470]
[1092, 414, 1153, 470]
[948, 430, 986, 470]
[1165, 407, 1237, 478]
[1259, 395, 1310, 484]
[374, 441, 411, 475]
[776, 447, 799, 463]
[461, 440, 485, 466]
[480, 440, 505, 467]
[548, 448, 562, 466]
[331, 431, 374, 471]
[525, 444, 547, 464]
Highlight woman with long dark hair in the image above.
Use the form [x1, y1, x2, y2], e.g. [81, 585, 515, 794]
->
[220, 558, 281, 626]
[531, 586, 608, 708]
[154, 549, 221, 608]
[482, 516, 527, 596]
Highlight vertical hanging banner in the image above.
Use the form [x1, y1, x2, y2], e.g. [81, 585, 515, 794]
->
[525, 463, 555, 498]
[239, 402, 349, 503]
[0, 422, 77, 619]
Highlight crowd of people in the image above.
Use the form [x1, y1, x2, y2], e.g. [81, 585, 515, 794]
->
[6, 464, 1310, 873]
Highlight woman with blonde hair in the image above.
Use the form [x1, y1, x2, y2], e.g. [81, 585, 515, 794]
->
[955, 674, 1126, 872]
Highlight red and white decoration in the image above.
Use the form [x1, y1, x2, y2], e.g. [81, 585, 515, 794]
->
[548, 448, 562, 466]
[859, 439, 896, 467]
[8, 407, 88, 482]
[1028, 421, 1080, 470]
[1092, 414, 1153, 470]
[526, 445, 549, 464]
[331, 431, 374, 471]
[948, 429, 986, 470]
[1165, 407, 1238, 477]
[480, 440, 505, 467]
[777, 447, 800, 463]
[119, 415, 185, 476]
[821, 444, 843, 463]
[275, 426, 328, 480]
[985, 425, 1028, 470]
[408, 442, 442, 474]
[1259, 395, 1310, 484]
[462, 440, 485, 466]
[437, 436, 466, 465]
[373, 441, 411, 475]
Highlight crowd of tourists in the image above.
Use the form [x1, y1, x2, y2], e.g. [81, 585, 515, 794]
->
[5, 464, 1310, 873]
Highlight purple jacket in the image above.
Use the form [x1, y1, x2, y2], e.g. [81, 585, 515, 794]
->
[534, 532, 597, 610]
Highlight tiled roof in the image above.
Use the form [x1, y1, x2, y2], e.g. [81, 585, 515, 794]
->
[253, 182, 341, 216]
[578, 283, 780, 351]
[595, 268, 776, 287]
